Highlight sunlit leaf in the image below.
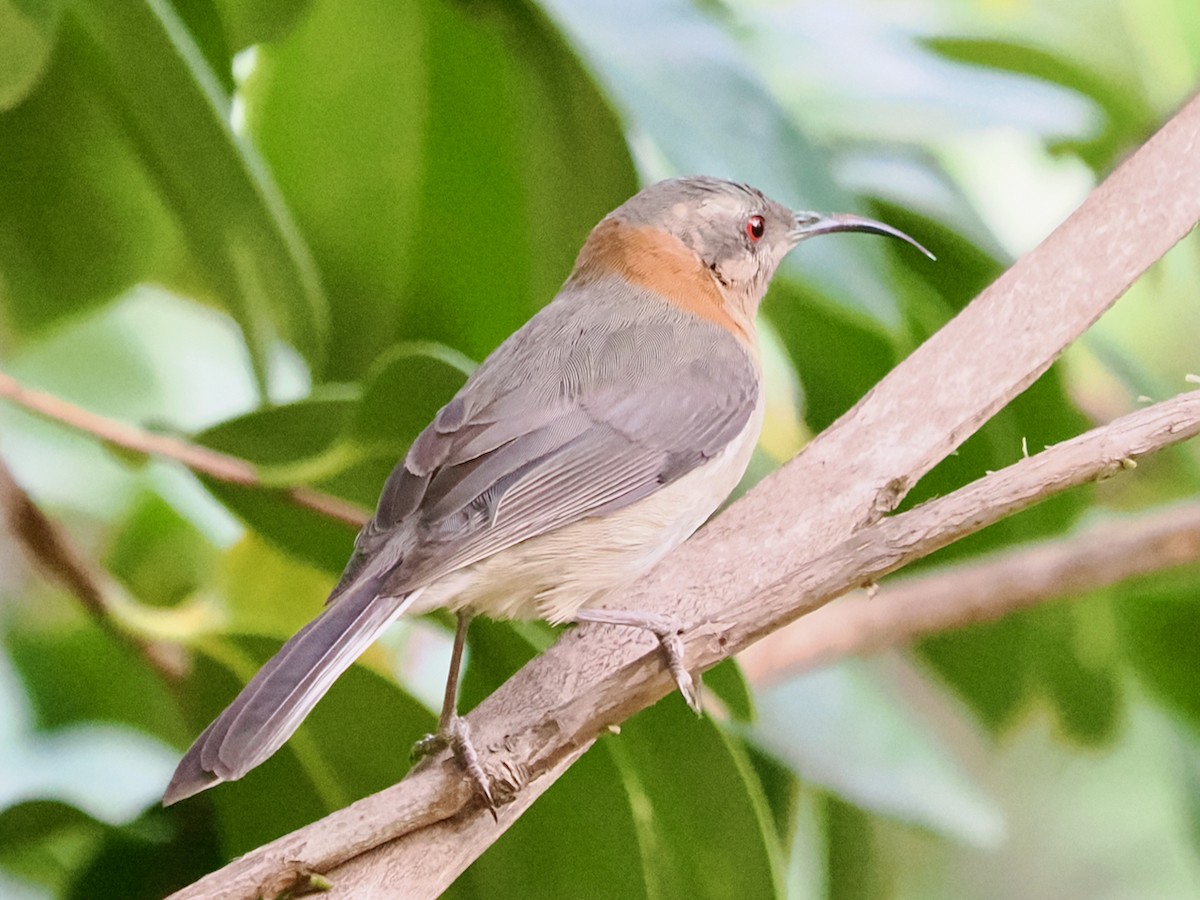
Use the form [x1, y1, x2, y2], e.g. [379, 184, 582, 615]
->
[923, 37, 1153, 171]
[0, 0, 328, 381]
[0, 0, 64, 111]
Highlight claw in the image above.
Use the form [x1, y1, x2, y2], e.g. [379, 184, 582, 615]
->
[447, 716, 496, 819]
[572, 608, 704, 714]
[410, 717, 496, 818]
[657, 627, 702, 714]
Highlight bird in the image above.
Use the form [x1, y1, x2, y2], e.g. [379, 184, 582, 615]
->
[163, 175, 930, 807]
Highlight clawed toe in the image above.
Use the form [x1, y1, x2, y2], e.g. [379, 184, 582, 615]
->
[446, 716, 496, 817]
[411, 716, 496, 818]
[655, 627, 702, 715]
[572, 608, 704, 715]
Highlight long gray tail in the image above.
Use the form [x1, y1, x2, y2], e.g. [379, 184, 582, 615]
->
[163, 571, 417, 805]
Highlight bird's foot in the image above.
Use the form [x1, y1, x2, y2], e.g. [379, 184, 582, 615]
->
[572, 608, 702, 714]
[411, 716, 496, 818]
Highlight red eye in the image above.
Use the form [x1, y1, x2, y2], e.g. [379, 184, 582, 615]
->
[745, 215, 765, 241]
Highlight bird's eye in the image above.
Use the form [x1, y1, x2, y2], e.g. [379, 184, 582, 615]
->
[745, 215, 766, 241]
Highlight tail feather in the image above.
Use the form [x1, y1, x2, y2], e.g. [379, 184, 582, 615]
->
[163, 572, 419, 805]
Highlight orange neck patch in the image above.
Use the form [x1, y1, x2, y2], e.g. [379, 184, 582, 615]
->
[570, 219, 752, 343]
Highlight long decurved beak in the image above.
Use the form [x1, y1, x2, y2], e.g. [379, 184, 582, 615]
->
[790, 211, 935, 260]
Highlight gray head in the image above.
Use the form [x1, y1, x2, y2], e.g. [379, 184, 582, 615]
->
[600, 175, 931, 312]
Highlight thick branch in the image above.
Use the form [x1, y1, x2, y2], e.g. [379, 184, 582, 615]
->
[0, 371, 368, 528]
[171, 88, 1200, 900]
[739, 499, 1200, 686]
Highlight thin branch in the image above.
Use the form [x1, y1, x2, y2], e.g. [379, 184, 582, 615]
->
[0, 371, 369, 528]
[170, 89, 1200, 899]
[0, 454, 182, 680]
[739, 499, 1200, 686]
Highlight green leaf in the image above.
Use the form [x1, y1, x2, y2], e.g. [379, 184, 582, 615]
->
[211, 0, 312, 49]
[200, 391, 355, 467]
[0, 800, 105, 894]
[214, 533, 336, 638]
[193, 341, 471, 573]
[919, 615, 1034, 734]
[455, 620, 776, 898]
[457, 616, 547, 715]
[64, 803, 222, 900]
[0, 0, 328, 382]
[1033, 601, 1122, 745]
[826, 796, 883, 900]
[163, 0, 235, 95]
[0, 800, 98, 856]
[922, 594, 1121, 745]
[704, 656, 756, 724]
[764, 281, 897, 433]
[0, 0, 64, 111]
[750, 661, 1004, 846]
[194, 393, 363, 572]
[611, 700, 783, 899]
[1119, 562, 1200, 737]
[747, 742, 800, 856]
[455, 742, 650, 900]
[244, 0, 637, 382]
[104, 490, 220, 609]
[349, 342, 473, 450]
[922, 37, 1154, 172]
[5, 621, 187, 746]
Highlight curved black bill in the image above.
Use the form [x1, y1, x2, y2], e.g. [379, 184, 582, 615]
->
[791, 212, 935, 260]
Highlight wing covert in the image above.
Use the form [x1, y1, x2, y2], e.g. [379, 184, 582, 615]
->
[344, 285, 760, 598]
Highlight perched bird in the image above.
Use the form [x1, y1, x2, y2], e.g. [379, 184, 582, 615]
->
[163, 176, 929, 806]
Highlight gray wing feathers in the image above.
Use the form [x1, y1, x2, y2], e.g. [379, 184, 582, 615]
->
[371, 284, 760, 590]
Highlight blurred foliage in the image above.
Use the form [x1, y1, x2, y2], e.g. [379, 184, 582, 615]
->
[1, 0, 1200, 897]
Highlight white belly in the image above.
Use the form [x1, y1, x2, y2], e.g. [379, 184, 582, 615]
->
[412, 398, 764, 624]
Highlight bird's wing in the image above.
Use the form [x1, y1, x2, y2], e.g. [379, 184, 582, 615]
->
[350, 285, 760, 596]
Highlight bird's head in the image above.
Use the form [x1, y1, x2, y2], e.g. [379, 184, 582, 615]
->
[570, 176, 931, 343]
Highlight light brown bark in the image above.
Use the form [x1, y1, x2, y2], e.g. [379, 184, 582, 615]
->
[739, 500, 1200, 686]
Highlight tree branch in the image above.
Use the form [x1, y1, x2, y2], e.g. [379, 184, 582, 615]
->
[0, 371, 369, 528]
[739, 499, 1200, 686]
[169, 89, 1200, 898]
[0, 454, 182, 680]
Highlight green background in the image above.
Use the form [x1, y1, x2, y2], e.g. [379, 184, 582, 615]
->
[2, 0, 1200, 896]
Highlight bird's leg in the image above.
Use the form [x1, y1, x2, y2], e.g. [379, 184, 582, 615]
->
[438, 609, 471, 735]
[411, 611, 495, 812]
[572, 608, 702, 714]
